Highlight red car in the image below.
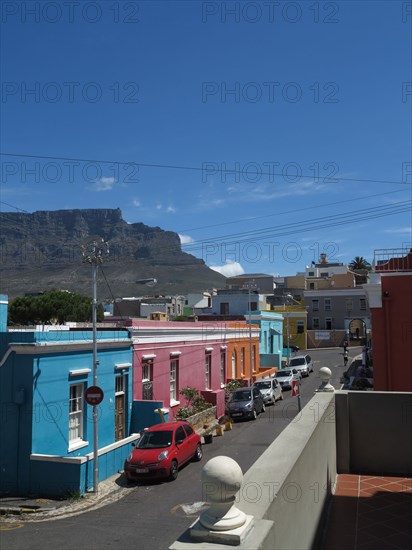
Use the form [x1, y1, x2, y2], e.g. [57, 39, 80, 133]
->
[124, 421, 202, 482]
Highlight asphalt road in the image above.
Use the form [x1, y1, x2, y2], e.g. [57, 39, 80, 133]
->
[1, 347, 360, 550]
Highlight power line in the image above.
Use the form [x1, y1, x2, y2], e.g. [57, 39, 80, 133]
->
[178, 188, 410, 233]
[181, 201, 412, 251]
[1, 151, 410, 185]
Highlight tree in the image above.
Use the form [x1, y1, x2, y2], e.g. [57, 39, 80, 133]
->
[9, 290, 104, 325]
[349, 256, 371, 270]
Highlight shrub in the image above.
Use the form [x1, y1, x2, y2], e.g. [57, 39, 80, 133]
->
[176, 387, 213, 419]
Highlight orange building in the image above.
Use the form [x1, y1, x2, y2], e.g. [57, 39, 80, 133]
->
[226, 321, 262, 384]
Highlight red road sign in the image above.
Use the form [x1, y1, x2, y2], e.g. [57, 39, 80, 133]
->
[85, 386, 104, 405]
[291, 380, 300, 397]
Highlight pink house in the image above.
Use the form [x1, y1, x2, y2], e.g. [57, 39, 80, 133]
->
[128, 320, 260, 421]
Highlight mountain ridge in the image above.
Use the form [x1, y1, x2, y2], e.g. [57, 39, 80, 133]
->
[0, 208, 225, 299]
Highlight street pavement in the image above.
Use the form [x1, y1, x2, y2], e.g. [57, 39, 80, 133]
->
[0, 347, 361, 550]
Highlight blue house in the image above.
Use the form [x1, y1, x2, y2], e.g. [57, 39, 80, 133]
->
[0, 295, 137, 497]
[246, 310, 284, 370]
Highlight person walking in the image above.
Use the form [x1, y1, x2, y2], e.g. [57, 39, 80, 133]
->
[343, 349, 348, 367]
[343, 338, 348, 352]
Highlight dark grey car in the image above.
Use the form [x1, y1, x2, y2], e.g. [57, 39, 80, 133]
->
[227, 387, 266, 421]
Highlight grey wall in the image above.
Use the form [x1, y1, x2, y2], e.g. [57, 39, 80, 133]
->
[336, 391, 412, 476]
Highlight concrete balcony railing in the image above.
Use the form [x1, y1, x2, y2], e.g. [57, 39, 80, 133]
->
[170, 383, 412, 550]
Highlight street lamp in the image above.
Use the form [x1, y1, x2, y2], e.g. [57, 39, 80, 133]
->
[82, 238, 109, 494]
[243, 280, 257, 386]
[283, 294, 297, 366]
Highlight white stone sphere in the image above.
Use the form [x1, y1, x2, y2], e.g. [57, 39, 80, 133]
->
[201, 456, 243, 504]
[319, 366, 332, 382]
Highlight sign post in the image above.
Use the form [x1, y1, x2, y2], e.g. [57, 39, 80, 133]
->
[291, 379, 302, 412]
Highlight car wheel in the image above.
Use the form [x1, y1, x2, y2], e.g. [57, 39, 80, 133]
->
[193, 443, 203, 462]
[252, 408, 257, 420]
[169, 460, 179, 481]
[261, 403, 266, 413]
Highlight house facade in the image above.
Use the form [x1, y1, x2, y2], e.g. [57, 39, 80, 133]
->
[271, 305, 308, 350]
[0, 296, 135, 496]
[127, 320, 260, 423]
[304, 288, 371, 347]
[247, 311, 284, 370]
[364, 248, 412, 391]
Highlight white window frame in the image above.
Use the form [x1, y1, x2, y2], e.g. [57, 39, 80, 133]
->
[360, 298, 366, 311]
[240, 347, 245, 376]
[205, 353, 211, 389]
[69, 383, 85, 447]
[220, 352, 226, 387]
[324, 299, 331, 311]
[313, 317, 320, 329]
[170, 359, 178, 404]
[142, 360, 152, 382]
[312, 299, 319, 311]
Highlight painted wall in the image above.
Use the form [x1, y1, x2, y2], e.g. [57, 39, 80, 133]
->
[369, 274, 412, 391]
[131, 320, 231, 421]
[0, 317, 134, 496]
[226, 321, 260, 382]
[246, 311, 283, 367]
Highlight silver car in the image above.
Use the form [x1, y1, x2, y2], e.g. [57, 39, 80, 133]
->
[289, 354, 314, 377]
[275, 368, 300, 390]
[254, 378, 283, 405]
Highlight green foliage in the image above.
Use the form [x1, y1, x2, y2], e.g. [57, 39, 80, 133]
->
[349, 256, 371, 270]
[9, 290, 104, 325]
[176, 387, 213, 419]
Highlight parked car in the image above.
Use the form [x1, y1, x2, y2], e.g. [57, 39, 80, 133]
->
[254, 377, 283, 405]
[227, 386, 265, 421]
[123, 421, 202, 482]
[288, 354, 314, 377]
[275, 368, 300, 390]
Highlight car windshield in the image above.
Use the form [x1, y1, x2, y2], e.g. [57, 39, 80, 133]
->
[136, 430, 173, 449]
[276, 371, 292, 377]
[255, 381, 271, 389]
[290, 358, 305, 366]
[231, 390, 252, 401]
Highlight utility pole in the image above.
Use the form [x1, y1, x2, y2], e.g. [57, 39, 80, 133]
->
[243, 279, 257, 387]
[82, 238, 109, 494]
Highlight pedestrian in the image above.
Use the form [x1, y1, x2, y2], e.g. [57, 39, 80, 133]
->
[343, 338, 348, 352]
[343, 350, 348, 367]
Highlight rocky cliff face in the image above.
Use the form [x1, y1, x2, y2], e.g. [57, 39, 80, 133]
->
[0, 209, 225, 299]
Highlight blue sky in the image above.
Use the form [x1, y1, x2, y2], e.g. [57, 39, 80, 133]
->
[1, 0, 411, 277]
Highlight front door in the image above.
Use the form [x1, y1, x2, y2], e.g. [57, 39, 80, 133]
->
[115, 376, 126, 441]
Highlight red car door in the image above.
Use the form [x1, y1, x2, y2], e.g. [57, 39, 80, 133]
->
[175, 425, 191, 464]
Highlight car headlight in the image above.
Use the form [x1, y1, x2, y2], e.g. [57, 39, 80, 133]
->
[158, 450, 169, 461]
[126, 452, 133, 462]
[245, 402, 253, 410]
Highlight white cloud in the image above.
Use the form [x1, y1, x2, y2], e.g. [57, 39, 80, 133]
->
[133, 199, 141, 207]
[156, 204, 162, 210]
[94, 177, 116, 191]
[166, 205, 176, 213]
[209, 260, 245, 277]
[384, 226, 412, 235]
[179, 234, 194, 244]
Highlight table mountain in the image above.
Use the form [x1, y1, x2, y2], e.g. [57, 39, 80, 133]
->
[0, 208, 225, 299]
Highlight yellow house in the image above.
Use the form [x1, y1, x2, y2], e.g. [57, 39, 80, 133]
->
[271, 304, 308, 350]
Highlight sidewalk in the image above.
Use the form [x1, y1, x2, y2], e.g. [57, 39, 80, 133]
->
[0, 472, 130, 522]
